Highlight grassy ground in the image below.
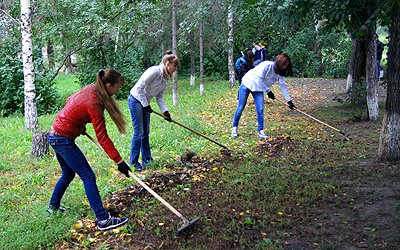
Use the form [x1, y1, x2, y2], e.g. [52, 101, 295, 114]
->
[0, 74, 398, 249]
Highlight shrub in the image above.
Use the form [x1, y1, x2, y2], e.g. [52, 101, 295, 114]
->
[0, 46, 60, 117]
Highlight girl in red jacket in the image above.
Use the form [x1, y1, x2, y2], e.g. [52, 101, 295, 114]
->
[47, 68, 131, 231]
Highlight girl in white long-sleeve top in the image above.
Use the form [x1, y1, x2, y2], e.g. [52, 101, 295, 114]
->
[232, 54, 295, 139]
[128, 52, 180, 170]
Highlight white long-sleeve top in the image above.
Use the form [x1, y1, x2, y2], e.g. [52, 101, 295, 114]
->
[130, 64, 169, 113]
[242, 60, 292, 102]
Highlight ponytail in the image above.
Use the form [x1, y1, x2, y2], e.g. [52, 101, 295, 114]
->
[95, 69, 128, 134]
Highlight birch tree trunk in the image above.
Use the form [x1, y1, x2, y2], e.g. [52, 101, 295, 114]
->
[199, 20, 204, 96]
[313, 20, 322, 76]
[227, 1, 235, 87]
[346, 36, 357, 93]
[21, 0, 38, 131]
[190, 29, 196, 87]
[172, 0, 179, 105]
[378, 2, 400, 161]
[366, 24, 379, 121]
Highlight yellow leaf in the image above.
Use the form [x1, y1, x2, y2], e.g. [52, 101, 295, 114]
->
[74, 223, 82, 229]
[278, 212, 283, 215]
[159, 223, 165, 226]
[262, 232, 267, 236]
[212, 167, 218, 171]
[95, 232, 101, 236]
[240, 212, 244, 216]
[112, 228, 120, 233]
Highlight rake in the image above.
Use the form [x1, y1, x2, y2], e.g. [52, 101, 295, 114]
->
[83, 131, 200, 234]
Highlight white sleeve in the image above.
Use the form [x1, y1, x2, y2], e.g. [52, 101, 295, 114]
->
[278, 76, 291, 102]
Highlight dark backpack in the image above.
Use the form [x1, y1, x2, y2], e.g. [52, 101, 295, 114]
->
[261, 48, 268, 61]
[254, 49, 262, 60]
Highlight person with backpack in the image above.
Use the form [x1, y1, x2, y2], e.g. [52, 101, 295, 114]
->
[252, 41, 263, 66]
[259, 42, 268, 62]
[235, 50, 255, 85]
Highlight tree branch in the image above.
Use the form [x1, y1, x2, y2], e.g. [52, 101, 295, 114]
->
[0, 9, 20, 25]
[50, 43, 97, 82]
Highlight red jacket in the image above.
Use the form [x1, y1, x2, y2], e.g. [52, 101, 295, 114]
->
[52, 84, 122, 163]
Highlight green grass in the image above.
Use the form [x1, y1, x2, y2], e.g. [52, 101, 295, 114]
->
[0, 74, 381, 249]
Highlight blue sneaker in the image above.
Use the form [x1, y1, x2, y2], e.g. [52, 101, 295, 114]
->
[258, 130, 269, 139]
[98, 216, 128, 231]
[134, 165, 143, 171]
[231, 127, 238, 137]
[46, 205, 67, 214]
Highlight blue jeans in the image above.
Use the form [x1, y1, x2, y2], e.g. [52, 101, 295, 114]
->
[233, 84, 265, 132]
[48, 133, 108, 221]
[128, 94, 153, 168]
[377, 59, 381, 79]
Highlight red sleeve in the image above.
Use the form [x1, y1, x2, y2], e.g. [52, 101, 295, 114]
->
[88, 101, 122, 164]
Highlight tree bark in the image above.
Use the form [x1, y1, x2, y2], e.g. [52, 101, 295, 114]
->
[227, 1, 235, 87]
[47, 40, 55, 70]
[200, 20, 204, 96]
[32, 130, 49, 157]
[172, 0, 178, 105]
[21, 0, 38, 131]
[378, 2, 400, 161]
[190, 29, 196, 87]
[346, 36, 357, 93]
[366, 24, 379, 121]
[313, 20, 322, 76]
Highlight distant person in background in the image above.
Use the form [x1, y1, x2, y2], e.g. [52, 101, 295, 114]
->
[47, 69, 131, 231]
[259, 42, 268, 62]
[232, 54, 295, 139]
[235, 50, 255, 85]
[128, 51, 179, 171]
[252, 41, 262, 66]
[376, 34, 384, 80]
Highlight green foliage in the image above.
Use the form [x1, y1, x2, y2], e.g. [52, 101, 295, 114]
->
[0, 46, 61, 117]
[77, 45, 144, 99]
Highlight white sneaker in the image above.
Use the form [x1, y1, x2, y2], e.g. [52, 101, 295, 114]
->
[231, 127, 238, 137]
[258, 130, 268, 139]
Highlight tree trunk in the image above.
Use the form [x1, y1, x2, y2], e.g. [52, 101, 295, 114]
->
[227, 1, 235, 87]
[21, 0, 38, 131]
[190, 29, 195, 87]
[366, 24, 379, 121]
[47, 40, 55, 70]
[346, 36, 357, 93]
[32, 130, 49, 157]
[172, 0, 179, 106]
[199, 20, 204, 96]
[64, 37, 72, 75]
[378, 2, 400, 161]
[314, 20, 322, 76]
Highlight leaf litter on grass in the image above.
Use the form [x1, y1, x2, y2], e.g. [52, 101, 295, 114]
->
[55, 78, 400, 250]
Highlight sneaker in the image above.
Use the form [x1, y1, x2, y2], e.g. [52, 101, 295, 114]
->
[231, 127, 238, 137]
[98, 216, 128, 231]
[46, 205, 67, 215]
[258, 130, 269, 139]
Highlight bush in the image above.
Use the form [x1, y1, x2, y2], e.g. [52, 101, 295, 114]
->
[0, 46, 60, 117]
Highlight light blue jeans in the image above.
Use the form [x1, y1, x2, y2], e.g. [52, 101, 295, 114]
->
[377, 59, 381, 79]
[233, 84, 265, 132]
[128, 94, 153, 169]
[48, 133, 108, 221]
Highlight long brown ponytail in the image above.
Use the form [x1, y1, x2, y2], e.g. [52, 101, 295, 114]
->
[95, 68, 127, 134]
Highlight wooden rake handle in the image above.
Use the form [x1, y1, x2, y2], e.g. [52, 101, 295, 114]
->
[152, 110, 232, 151]
[274, 99, 349, 138]
[82, 131, 189, 223]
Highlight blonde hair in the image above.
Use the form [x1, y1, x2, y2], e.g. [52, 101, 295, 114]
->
[95, 68, 128, 134]
[161, 51, 180, 78]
